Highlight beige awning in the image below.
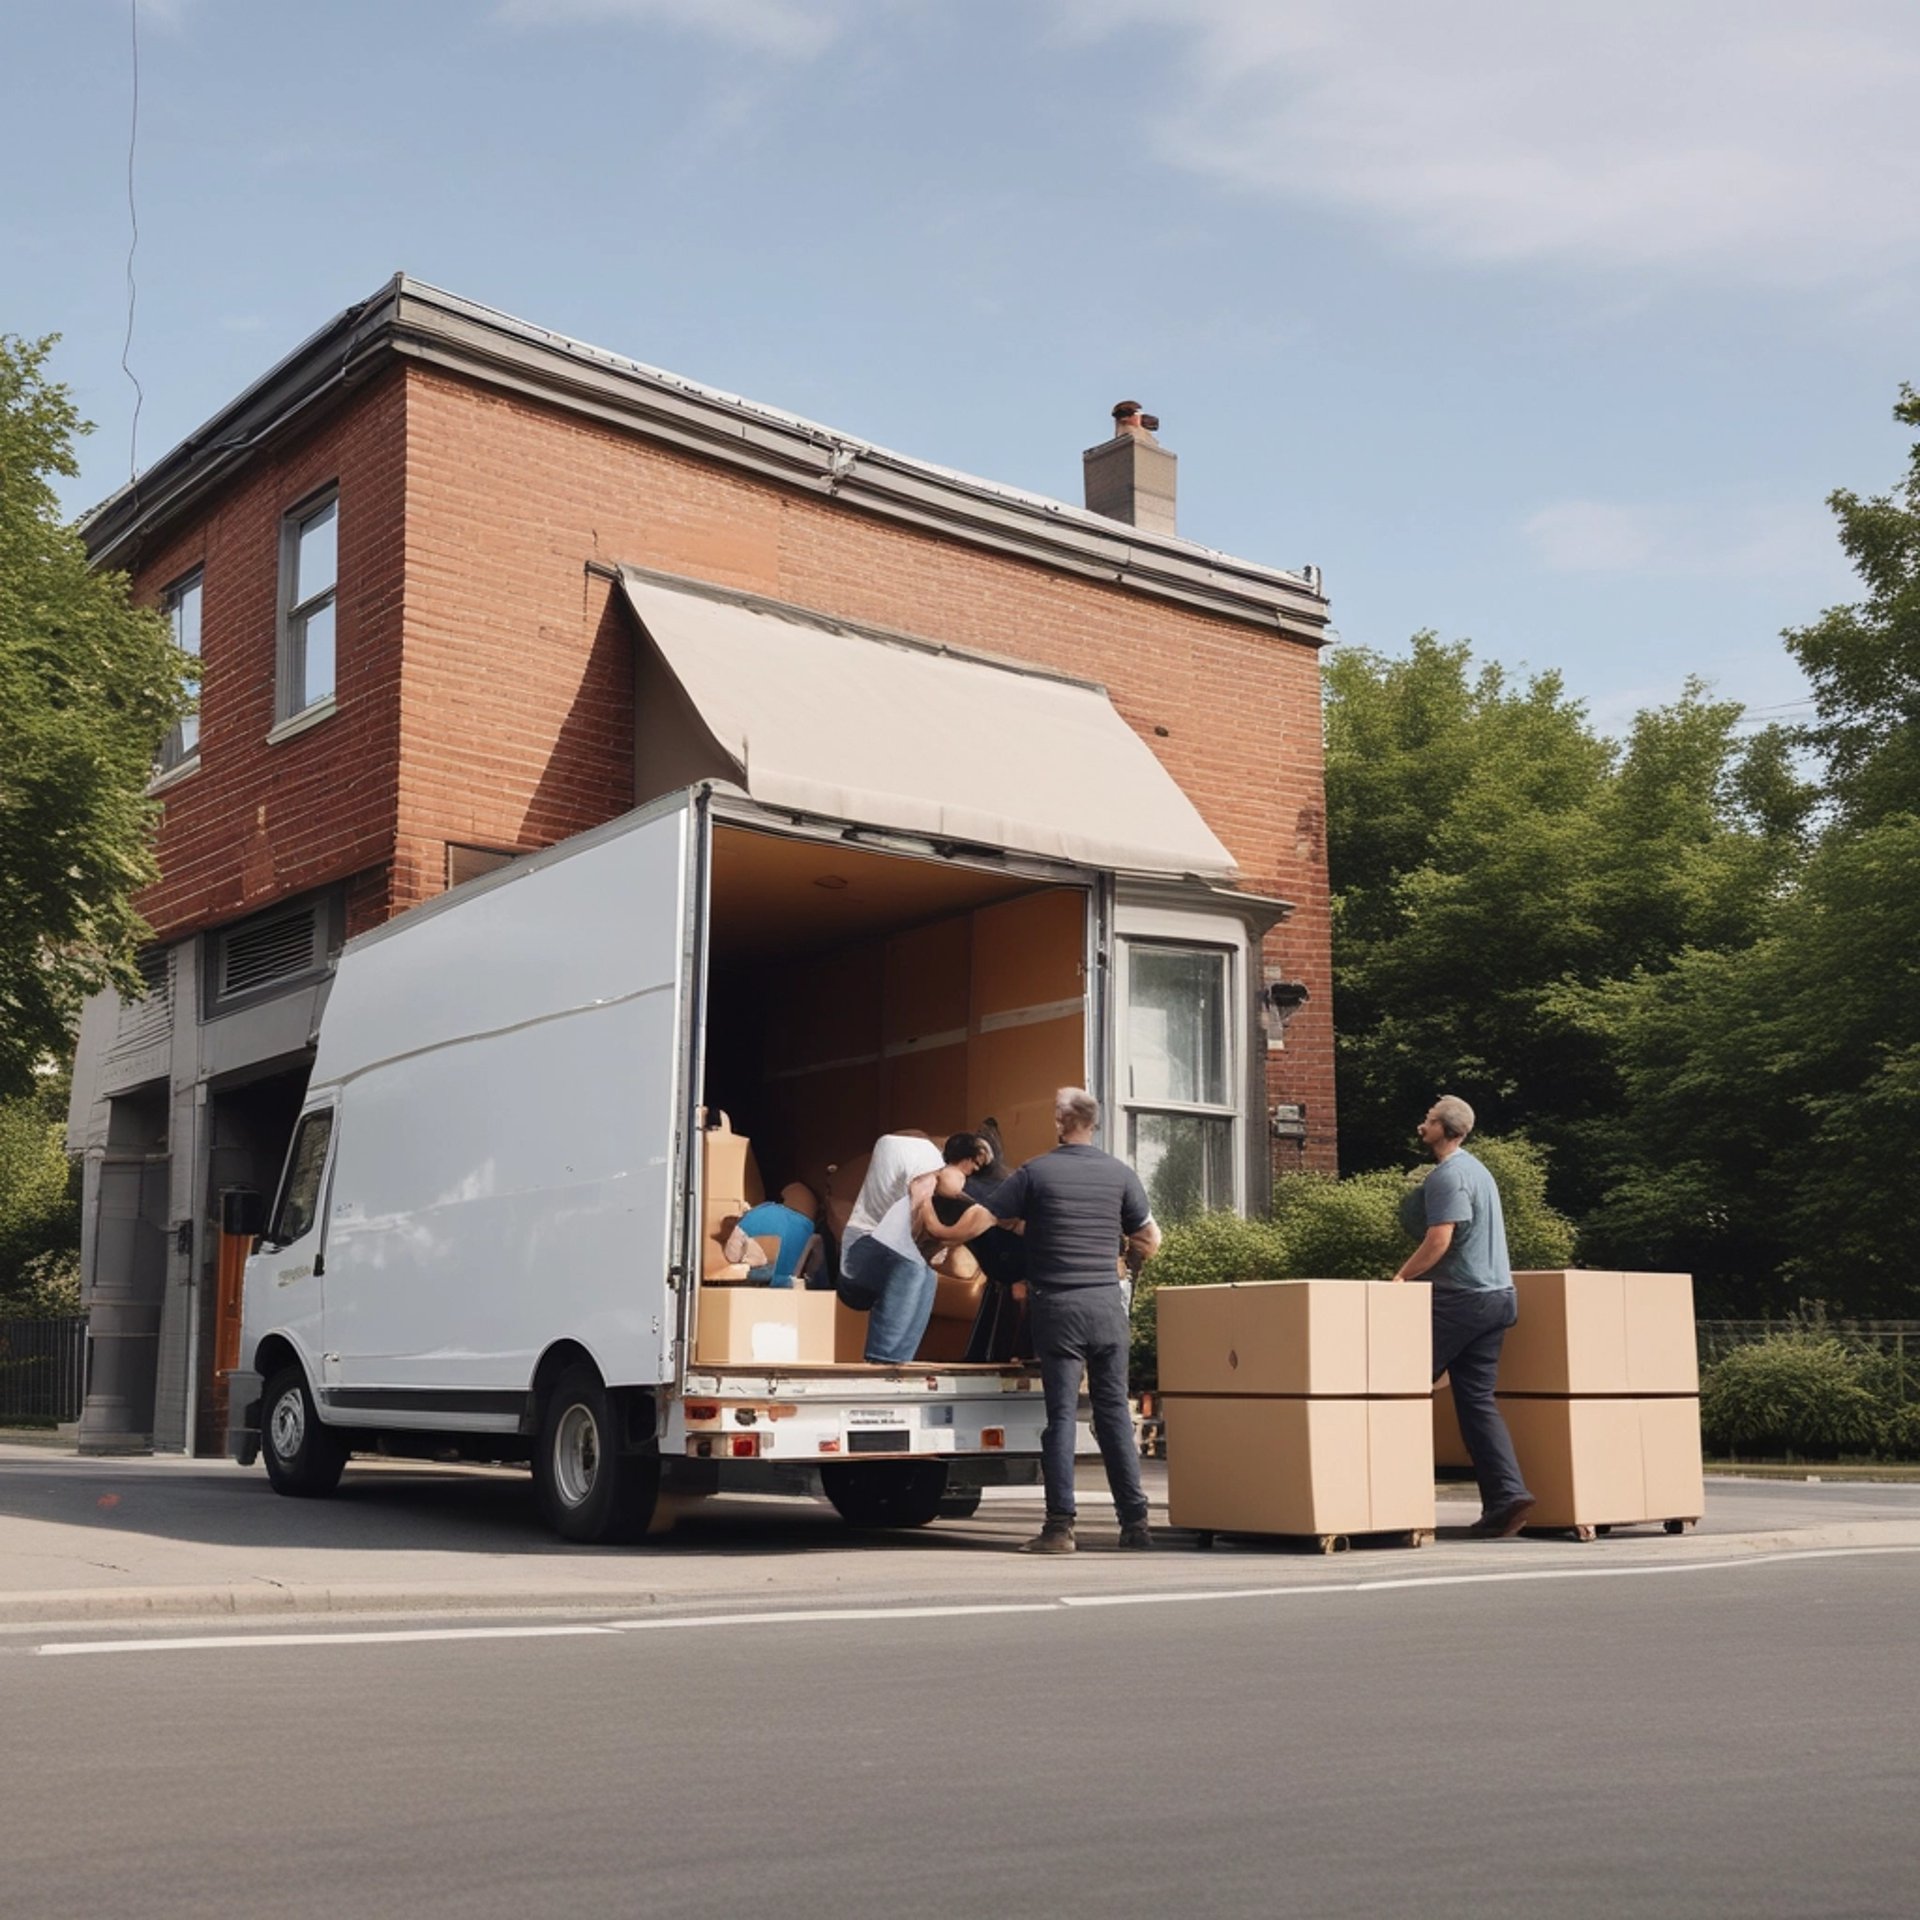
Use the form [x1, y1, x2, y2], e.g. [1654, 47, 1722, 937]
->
[617, 569, 1238, 881]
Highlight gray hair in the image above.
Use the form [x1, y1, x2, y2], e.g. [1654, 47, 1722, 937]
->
[1430, 1094, 1475, 1141]
[1055, 1086, 1100, 1130]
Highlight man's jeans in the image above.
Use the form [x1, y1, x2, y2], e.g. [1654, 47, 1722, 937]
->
[1030, 1284, 1148, 1526]
[838, 1234, 938, 1364]
[1432, 1286, 1531, 1514]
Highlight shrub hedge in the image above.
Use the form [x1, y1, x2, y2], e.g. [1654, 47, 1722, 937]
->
[1700, 1331, 1917, 1460]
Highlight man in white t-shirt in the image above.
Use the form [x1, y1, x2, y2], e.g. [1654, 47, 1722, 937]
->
[838, 1131, 944, 1363]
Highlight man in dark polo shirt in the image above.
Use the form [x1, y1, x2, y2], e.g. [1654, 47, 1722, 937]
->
[927, 1088, 1160, 1552]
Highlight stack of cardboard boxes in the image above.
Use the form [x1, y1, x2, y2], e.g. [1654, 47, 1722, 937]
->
[1434, 1270, 1704, 1536]
[1158, 1280, 1436, 1547]
[694, 1114, 847, 1365]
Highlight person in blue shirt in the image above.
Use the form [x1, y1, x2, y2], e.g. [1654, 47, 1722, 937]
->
[1393, 1095, 1535, 1538]
[724, 1182, 824, 1289]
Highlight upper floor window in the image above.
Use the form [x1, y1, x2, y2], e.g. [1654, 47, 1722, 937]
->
[277, 489, 337, 723]
[159, 569, 203, 771]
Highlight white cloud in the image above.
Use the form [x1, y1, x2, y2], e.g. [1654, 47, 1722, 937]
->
[1522, 498, 1839, 578]
[1049, 1, 1920, 292]
[494, 0, 848, 59]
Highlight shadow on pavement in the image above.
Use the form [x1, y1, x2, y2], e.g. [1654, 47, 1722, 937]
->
[0, 1449, 1042, 1561]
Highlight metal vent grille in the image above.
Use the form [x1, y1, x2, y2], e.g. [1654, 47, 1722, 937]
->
[217, 907, 322, 1000]
[113, 949, 173, 1050]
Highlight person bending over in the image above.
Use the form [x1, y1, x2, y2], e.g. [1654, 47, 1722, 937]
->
[837, 1131, 944, 1364]
[724, 1182, 824, 1289]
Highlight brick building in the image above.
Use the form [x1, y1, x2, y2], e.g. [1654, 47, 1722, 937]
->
[68, 277, 1333, 1454]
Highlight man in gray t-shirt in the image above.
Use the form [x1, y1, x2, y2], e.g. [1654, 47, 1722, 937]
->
[1393, 1095, 1534, 1537]
[925, 1087, 1160, 1553]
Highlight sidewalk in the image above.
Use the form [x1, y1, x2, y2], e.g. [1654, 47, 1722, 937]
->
[3, 1440, 1918, 1633]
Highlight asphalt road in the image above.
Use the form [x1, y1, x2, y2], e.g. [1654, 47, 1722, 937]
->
[5, 1544, 1916, 1919]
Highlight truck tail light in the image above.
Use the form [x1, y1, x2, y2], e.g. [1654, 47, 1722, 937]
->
[981, 1427, 1005, 1450]
[729, 1433, 760, 1458]
[684, 1403, 720, 1424]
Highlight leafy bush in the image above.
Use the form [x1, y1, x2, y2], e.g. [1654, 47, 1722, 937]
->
[1268, 1169, 1408, 1277]
[0, 1249, 81, 1318]
[1459, 1135, 1578, 1270]
[0, 1085, 79, 1310]
[1131, 1211, 1291, 1391]
[1700, 1334, 1886, 1459]
[1270, 1134, 1576, 1279]
[1877, 1400, 1920, 1460]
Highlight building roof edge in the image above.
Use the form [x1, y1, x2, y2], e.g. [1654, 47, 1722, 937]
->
[83, 275, 1330, 641]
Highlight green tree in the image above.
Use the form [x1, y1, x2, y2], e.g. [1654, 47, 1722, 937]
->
[0, 335, 191, 1100]
[1785, 384, 1920, 828]
[1584, 814, 1920, 1314]
[1325, 636, 1806, 1204]
[1576, 391, 1920, 1316]
[0, 1064, 80, 1312]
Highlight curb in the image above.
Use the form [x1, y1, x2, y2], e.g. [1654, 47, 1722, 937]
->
[6, 1519, 1919, 1634]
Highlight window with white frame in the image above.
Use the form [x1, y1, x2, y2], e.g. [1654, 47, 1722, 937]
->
[159, 569, 203, 771]
[1123, 941, 1237, 1221]
[277, 489, 337, 721]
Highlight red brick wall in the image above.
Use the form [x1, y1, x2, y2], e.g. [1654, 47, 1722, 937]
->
[131, 369, 409, 941]
[399, 368, 1337, 1167]
[130, 356, 1335, 1168]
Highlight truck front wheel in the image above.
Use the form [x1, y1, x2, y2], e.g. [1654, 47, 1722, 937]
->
[260, 1364, 348, 1498]
[820, 1460, 951, 1529]
[534, 1364, 660, 1544]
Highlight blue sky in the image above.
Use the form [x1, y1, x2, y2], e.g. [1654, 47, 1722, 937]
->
[5, 0, 1917, 731]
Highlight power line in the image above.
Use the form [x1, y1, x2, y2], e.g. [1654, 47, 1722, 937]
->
[121, 0, 143, 483]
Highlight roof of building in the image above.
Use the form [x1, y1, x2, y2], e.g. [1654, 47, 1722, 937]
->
[81, 275, 1330, 641]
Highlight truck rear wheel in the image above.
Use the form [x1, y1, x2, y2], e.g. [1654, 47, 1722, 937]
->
[260, 1363, 347, 1498]
[534, 1364, 660, 1544]
[821, 1460, 951, 1529]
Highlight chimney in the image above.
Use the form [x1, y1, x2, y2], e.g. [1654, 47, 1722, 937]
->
[1083, 400, 1177, 537]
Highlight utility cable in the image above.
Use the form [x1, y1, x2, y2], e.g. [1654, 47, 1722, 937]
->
[121, 0, 144, 483]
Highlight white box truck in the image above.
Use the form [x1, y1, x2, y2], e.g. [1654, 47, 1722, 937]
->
[227, 580, 1285, 1542]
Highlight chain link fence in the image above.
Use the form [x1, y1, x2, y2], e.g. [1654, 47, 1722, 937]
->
[1697, 1319, 1918, 1402]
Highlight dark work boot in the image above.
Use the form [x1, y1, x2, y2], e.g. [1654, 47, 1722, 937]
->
[1117, 1520, 1154, 1551]
[1020, 1514, 1077, 1554]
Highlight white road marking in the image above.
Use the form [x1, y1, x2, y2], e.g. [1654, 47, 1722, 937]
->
[603, 1602, 1060, 1631]
[1060, 1542, 1920, 1607]
[35, 1623, 620, 1657]
[29, 1544, 1919, 1658]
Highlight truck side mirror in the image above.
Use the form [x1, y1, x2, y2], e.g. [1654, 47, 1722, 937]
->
[220, 1188, 267, 1241]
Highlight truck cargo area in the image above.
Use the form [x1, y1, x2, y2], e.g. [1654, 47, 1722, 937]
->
[690, 819, 1092, 1372]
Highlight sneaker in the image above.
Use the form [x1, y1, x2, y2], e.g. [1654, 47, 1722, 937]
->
[1467, 1495, 1537, 1539]
[1117, 1521, 1154, 1551]
[1020, 1515, 1077, 1554]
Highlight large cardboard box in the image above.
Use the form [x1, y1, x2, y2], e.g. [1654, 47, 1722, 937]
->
[1500, 1271, 1698, 1396]
[694, 1285, 837, 1366]
[1164, 1396, 1436, 1536]
[699, 1112, 765, 1210]
[1497, 1394, 1704, 1528]
[1639, 1397, 1708, 1521]
[1156, 1280, 1430, 1398]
